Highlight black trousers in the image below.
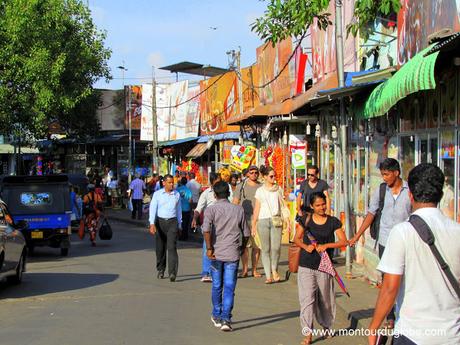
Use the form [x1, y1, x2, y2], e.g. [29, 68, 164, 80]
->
[131, 199, 143, 219]
[180, 211, 191, 241]
[156, 218, 179, 276]
[378, 244, 396, 321]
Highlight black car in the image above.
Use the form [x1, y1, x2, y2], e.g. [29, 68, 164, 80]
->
[0, 200, 27, 284]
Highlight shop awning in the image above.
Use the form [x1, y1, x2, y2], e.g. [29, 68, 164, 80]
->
[157, 137, 197, 147]
[357, 44, 440, 119]
[186, 143, 208, 158]
[0, 144, 39, 154]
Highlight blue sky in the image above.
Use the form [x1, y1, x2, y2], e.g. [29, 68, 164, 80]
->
[89, 0, 267, 90]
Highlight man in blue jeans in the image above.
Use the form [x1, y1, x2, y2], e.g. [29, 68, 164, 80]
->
[202, 181, 249, 332]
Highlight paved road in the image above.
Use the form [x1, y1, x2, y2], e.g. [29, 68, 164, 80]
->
[0, 221, 366, 345]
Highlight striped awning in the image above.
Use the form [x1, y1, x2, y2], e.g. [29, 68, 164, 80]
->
[358, 44, 440, 119]
[186, 143, 208, 158]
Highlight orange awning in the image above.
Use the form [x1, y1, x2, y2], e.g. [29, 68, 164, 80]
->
[227, 75, 338, 124]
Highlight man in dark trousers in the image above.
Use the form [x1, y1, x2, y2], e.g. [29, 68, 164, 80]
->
[203, 181, 250, 332]
[129, 173, 146, 220]
[149, 175, 182, 282]
[296, 165, 330, 216]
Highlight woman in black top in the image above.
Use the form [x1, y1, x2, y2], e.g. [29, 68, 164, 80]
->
[294, 192, 347, 345]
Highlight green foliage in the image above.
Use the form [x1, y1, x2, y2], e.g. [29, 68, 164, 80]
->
[252, 0, 401, 44]
[0, 0, 111, 138]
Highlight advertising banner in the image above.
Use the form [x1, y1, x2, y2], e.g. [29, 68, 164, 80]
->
[140, 83, 153, 141]
[168, 80, 189, 141]
[397, 0, 460, 66]
[125, 85, 142, 130]
[183, 85, 200, 139]
[256, 37, 296, 104]
[199, 72, 240, 135]
[156, 84, 169, 142]
[230, 145, 256, 172]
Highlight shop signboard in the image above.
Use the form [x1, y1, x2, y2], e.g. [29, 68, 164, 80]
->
[289, 134, 306, 170]
[230, 145, 256, 172]
[140, 83, 153, 141]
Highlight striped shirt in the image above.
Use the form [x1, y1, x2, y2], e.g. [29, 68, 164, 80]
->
[129, 178, 146, 200]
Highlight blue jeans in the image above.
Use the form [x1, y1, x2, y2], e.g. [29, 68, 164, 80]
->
[202, 240, 211, 277]
[210, 260, 239, 322]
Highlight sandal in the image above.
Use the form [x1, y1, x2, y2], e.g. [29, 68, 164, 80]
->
[252, 271, 262, 278]
[265, 278, 273, 284]
[273, 272, 281, 283]
[384, 320, 395, 329]
[300, 334, 312, 345]
[238, 272, 248, 278]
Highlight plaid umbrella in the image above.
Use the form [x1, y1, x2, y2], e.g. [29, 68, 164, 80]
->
[307, 234, 351, 298]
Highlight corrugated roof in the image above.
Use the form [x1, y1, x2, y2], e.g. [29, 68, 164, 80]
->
[159, 61, 229, 77]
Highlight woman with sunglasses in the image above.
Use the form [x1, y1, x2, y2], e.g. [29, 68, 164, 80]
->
[294, 192, 347, 345]
[252, 165, 289, 284]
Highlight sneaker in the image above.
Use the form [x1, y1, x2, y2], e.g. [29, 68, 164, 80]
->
[201, 276, 212, 283]
[220, 320, 232, 332]
[211, 316, 222, 328]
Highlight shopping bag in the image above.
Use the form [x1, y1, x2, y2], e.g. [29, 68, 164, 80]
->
[288, 243, 301, 273]
[99, 218, 113, 240]
[128, 198, 133, 211]
[78, 219, 85, 240]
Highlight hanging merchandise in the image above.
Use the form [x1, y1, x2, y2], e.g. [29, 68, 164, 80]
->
[230, 145, 256, 172]
[271, 145, 284, 187]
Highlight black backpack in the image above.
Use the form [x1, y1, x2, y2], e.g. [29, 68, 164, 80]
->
[83, 192, 96, 214]
[370, 183, 386, 241]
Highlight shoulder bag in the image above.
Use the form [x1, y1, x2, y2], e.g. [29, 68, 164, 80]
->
[409, 214, 460, 299]
[264, 188, 283, 228]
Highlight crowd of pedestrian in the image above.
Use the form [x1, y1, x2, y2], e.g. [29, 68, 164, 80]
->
[142, 160, 459, 344]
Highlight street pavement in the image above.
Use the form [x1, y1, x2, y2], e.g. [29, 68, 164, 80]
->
[0, 219, 368, 345]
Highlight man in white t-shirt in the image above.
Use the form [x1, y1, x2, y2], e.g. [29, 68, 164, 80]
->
[368, 163, 460, 345]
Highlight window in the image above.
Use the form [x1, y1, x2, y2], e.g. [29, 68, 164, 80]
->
[20, 192, 52, 206]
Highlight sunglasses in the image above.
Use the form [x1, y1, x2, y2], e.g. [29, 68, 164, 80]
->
[249, 171, 259, 175]
[307, 174, 316, 177]
[268, 175, 276, 179]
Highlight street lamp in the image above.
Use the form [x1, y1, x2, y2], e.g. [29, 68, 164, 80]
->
[117, 63, 132, 183]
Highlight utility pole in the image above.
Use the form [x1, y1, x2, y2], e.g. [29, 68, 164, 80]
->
[335, 0, 352, 277]
[236, 47, 244, 116]
[151, 67, 158, 173]
[128, 86, 132, 183]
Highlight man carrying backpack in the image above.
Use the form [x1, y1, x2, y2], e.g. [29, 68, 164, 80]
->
[368, 163, 460, 345]
[349, 158, 411, 327]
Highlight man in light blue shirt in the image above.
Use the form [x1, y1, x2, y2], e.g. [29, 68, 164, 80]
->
[129, 174, 146, 220]
[149, 174, 182, 282]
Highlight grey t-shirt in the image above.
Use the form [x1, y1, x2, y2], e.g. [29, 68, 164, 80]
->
[235, 180, 261, 221]
[202, 199, 250, 262]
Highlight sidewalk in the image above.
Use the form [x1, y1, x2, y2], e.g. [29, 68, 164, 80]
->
[107, 206, 379, 331]
[104, 207, 204, 244]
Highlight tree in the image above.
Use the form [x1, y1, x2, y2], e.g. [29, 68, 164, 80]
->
[251, 0, 401, 44]
[0, 0, 111, 138]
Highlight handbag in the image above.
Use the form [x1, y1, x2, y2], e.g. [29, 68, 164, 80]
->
[288, 213, 311, 273]
[99, 218, 113, 240]
[78, 219, 85, 240]
[265, 189, 283, 228]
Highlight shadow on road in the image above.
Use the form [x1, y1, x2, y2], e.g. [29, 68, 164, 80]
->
[0, 272, 119, 299]
[232, 310, 298, 331]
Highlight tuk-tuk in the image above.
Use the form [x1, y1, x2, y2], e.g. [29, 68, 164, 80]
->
[0, 175, 72, 256]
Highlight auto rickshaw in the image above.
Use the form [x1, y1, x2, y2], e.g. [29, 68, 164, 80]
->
[0, 175, 72, 256]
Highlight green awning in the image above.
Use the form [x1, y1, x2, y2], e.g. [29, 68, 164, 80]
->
[357, 45, 439, 119]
